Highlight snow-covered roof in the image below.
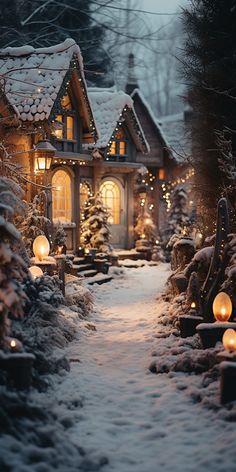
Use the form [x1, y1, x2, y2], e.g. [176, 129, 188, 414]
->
[0, 38, 95, 128]
[131, 88, 168, 146]
[87, 88, 149, 152]
[159, 112, 192, 163]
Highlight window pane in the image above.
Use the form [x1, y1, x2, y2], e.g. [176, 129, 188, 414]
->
[66, 116, 74, 140]
[55, 114, 63, 139]
[100, 180, 120, 224]
[119, 141, 126, 155]
[52, 170, 72, 223]
[110, 141, 116, 155]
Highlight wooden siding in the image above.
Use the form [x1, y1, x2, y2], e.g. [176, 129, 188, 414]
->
[132, 94, 164, 166]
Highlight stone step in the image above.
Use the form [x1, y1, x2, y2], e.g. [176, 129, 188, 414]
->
[76, 263, 94, 272]
[86, 275, 113, 285]
[73, 257, 89, 265]
[80, 269, 98, 278]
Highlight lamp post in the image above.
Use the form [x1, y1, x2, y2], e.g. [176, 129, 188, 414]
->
[34, 140, 56, 219]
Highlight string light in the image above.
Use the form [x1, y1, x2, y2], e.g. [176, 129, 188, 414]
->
[161, 168, 195, 212]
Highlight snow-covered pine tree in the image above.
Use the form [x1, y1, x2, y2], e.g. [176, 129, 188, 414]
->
[80, 192, 112, 252]
[167, 186, 191, 236]
[53, 222, 67, 254]
[0, 177, 27, 341]
[134, 209, 157, 245]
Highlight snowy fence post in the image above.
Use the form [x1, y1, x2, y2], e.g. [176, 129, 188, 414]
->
[201, 198, 229, 322]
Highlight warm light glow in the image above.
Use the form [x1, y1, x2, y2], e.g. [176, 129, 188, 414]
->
[10, 340, 16, 349]
[33, 235, 50, 261]
[100, 180, 120, 224]
[29, 265, 44, 279]
[85, 248, 90, 254]
[145, 218, 152, 225]
[159, 168, 165, 180]
[222, 329, 236, 351]
[191, 302, 196, 309]
[141, 233, 145, 239]
[213, 292, 232, 322]
[52, 170, 72, 223]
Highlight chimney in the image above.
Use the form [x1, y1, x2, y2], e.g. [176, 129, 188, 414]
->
[125, 53, 139, 95]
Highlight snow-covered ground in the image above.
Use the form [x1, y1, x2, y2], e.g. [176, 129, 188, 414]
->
[54, 263, 235, 472]
[1, 264, 236, 472]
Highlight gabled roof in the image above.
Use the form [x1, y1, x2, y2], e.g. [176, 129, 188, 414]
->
[159, 112, 192, 163]
[86, 88, 149, 153]
[131, 88, 168, 146]
[0, 38, 98, 140]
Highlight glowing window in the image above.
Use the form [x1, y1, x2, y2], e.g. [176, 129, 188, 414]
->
[66, 116, 74, 140]
[119, 141, 126, 155]
[55, 114, 63, 139]
[100, 180, 120, 224]
[108, 127, 127, 157]
[52, 170, 72, 223]
[110, 141, 116, 155]
[159, 168, 165, 180]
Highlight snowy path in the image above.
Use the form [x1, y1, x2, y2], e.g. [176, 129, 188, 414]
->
[57, 264, 235, 472]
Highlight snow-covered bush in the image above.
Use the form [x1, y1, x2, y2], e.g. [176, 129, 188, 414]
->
[66, 277, 94, 317]
[184, 246, 214, 284]
[80, 192, 112, 253]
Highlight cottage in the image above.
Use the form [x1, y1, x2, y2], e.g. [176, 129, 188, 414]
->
[125, 53, 193, 237]
[0, 38, 98, 250]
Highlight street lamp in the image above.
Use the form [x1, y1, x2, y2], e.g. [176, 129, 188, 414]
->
[34, 140, 56, 172]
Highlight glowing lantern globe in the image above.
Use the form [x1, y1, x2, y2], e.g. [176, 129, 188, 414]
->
[213, 292, 232, 322]
[29, 265, 44, 279]
[222, 329, 236, 351]
[191, 302, 196, 309]
[33, 235, 50, 261]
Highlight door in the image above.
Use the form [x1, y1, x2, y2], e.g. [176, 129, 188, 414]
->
[100, 178, 126, 248]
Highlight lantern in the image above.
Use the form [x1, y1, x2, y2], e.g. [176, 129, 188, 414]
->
[34, 140, 56, 172]
[29, 265, 44, 279]
[191, 302, 196, 309]
[33, 235, 50, 261]
[222, 329, 236, 351]
[213, 292, 232, 322]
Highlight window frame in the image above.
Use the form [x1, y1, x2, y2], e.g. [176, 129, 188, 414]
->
[107, 127, 129, 162]
[52, 92, 81, 153]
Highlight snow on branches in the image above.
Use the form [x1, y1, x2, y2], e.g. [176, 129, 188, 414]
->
[80, 192, 112, 253]
[0, 177, 28, 341]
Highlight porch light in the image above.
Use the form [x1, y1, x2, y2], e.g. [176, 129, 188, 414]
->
[33, 235, 50, 261]
[222, 329, 236, 351]
[34, 140, 56, 172]
[213, 292, 232, 322]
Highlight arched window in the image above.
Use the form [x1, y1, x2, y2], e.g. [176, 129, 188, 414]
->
[100, 180, 120, 224]
[52, 170, 72, 224]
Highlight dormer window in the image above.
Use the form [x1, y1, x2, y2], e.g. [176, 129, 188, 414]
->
[108, 128, 128, 161]
[52, 94, 78, 152]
